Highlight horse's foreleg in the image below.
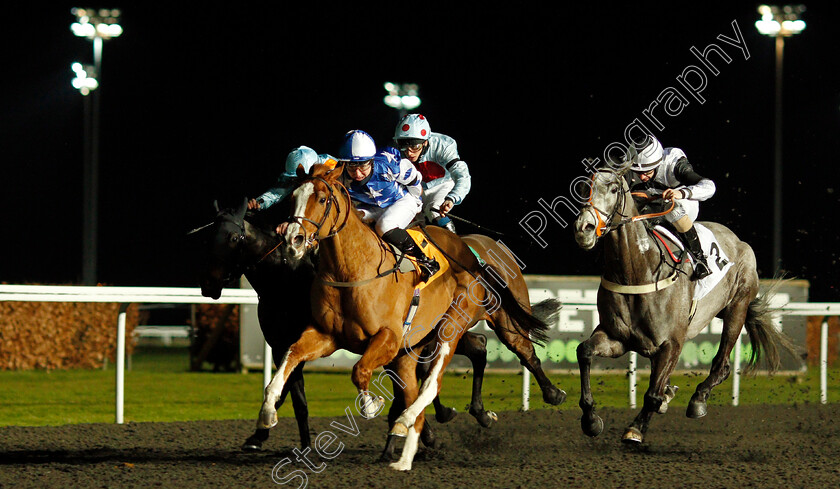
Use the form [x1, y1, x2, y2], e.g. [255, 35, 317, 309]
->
[492, 314, 566, 407]
[688, 299, 751, 419]
[577, 327, 626, 438]
[258, 328, 336, 429]
[624, 339, 680, 444]
[242, 362, 308, 451]
[351, 328, 401, 419]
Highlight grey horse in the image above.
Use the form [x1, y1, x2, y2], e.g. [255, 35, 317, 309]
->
[573, 165, 797, 444]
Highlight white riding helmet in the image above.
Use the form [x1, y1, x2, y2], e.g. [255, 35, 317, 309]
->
[630, 135, 664, 172]
[338, 130, 377, 162]
[284, 146, 320, 177]
[394, 113, 431, 142]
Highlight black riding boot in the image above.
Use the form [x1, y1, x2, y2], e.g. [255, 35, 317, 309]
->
[382, 228, 440, 281]
[680, 225, 712, 280]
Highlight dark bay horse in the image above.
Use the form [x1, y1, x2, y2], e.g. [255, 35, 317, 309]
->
[194, 199, 499, 451]
[573, 166, 798, 444]
[265, 163, 562, 471]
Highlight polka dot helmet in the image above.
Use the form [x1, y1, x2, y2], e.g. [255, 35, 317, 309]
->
[394, 114, 431, 142]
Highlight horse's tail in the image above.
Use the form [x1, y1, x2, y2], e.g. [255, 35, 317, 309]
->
[742, 280, 801, 374]
[484, 264, 555, 346]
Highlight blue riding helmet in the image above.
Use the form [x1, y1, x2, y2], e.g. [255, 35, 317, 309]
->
[338, 130, 377, 162]
[284, 146, 320, 177]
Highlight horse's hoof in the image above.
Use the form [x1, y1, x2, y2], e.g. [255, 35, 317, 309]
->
[686, 400, 707, 419]
[657, 402, 669, 414]
[257, 409, 278, 430]
[664, 385, 679, 403]
[390, 422, 409, 438]
[621, 427, 643, 444]
[543, 387, 567, 406]
[360, 395, 386, 419]
[582, 415, 604, 438]
[242, 435, 264, 451]
[389, 460, 412, 472]
[378, 450, 397, 463]
[435, 406, 458, 424]
[470, 408, 497, 428]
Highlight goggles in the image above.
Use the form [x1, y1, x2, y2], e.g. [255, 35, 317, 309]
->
[346, 159, 372, 169]
[396, 139, 426, 151]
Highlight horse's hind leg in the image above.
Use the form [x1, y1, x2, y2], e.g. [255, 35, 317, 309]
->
[417, 342, 457, 425]
[447, 330, 496, 427]
[687, 295, 752, 418]
[624, 339, 680, 444]
[492, 313, 566, 406]
[577, 327, 626, 437]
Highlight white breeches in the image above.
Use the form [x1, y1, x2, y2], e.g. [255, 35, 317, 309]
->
[666, 199, 699, 224]
[419, 179, 455, 222]
[356, 194, 422, 235]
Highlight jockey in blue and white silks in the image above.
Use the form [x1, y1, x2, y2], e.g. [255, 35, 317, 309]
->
[390, 114, 471, 233]
[339, 129, 439, 281]
[624, 135, 716, 280]
[248, 146, 338, 211]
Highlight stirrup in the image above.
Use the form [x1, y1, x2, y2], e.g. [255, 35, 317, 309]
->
[416, 257, 440, 281]
[692, 260, 712, 280]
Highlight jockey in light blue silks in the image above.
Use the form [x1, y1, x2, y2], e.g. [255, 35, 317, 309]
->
[338, 130, 440, 281]
[390, 114, 471, 233]
[624, 135, 716, 280]
[248, 146, 338, 211]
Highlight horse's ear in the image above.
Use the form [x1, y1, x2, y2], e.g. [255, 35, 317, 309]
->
[233, 197, 248, 221]
[326, 161, 345, 180]
[296, 164, 309, 179]
[213, 199, 220, 212]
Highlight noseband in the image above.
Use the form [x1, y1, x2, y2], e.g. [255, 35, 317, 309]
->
[582, 171, 630, 238]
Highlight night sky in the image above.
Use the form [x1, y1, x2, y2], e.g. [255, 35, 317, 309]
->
[3, 3, 839, 302]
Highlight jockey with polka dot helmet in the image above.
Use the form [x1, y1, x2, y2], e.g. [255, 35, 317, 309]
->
[390, 114, 471, 233]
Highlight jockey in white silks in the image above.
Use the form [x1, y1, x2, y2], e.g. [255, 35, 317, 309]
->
[338, 130, 440, 281]
[390, 114, 471, 233]
[624, 135, 716, 280]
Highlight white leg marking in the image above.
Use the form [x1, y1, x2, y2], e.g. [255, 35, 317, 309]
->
[389, 427, 420, 471]
[258, 351, 290, 428]
[396, 342, 451, 428]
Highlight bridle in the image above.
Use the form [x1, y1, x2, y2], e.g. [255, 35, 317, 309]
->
[582, 170, 675, 238]
[582, 170, 632, 238]
[287, 176, 350, 249]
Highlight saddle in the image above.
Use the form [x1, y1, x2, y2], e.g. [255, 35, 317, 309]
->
[384, 229, 450, 290]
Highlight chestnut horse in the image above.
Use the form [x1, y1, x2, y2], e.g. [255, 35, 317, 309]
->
[261, 163, 562, 471]
[194, 199, 503, 451]
[573, 165, 798, 444]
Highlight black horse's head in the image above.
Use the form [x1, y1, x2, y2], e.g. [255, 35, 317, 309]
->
[193, 198, 249, 300]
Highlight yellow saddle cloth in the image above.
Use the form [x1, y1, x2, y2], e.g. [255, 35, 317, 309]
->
[405, 229, 450, 289]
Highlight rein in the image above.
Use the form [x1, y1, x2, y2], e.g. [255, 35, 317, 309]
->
[292, 176, 401, 288]
[584, 170, 687, 295]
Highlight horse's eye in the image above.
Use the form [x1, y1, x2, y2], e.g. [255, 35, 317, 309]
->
[228, 233, 239, 243]
[610, 186, 619, 194]
[319, 197, 327, 204]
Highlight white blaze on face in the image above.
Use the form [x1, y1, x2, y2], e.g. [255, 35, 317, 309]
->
[286, 182, 314, 247]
